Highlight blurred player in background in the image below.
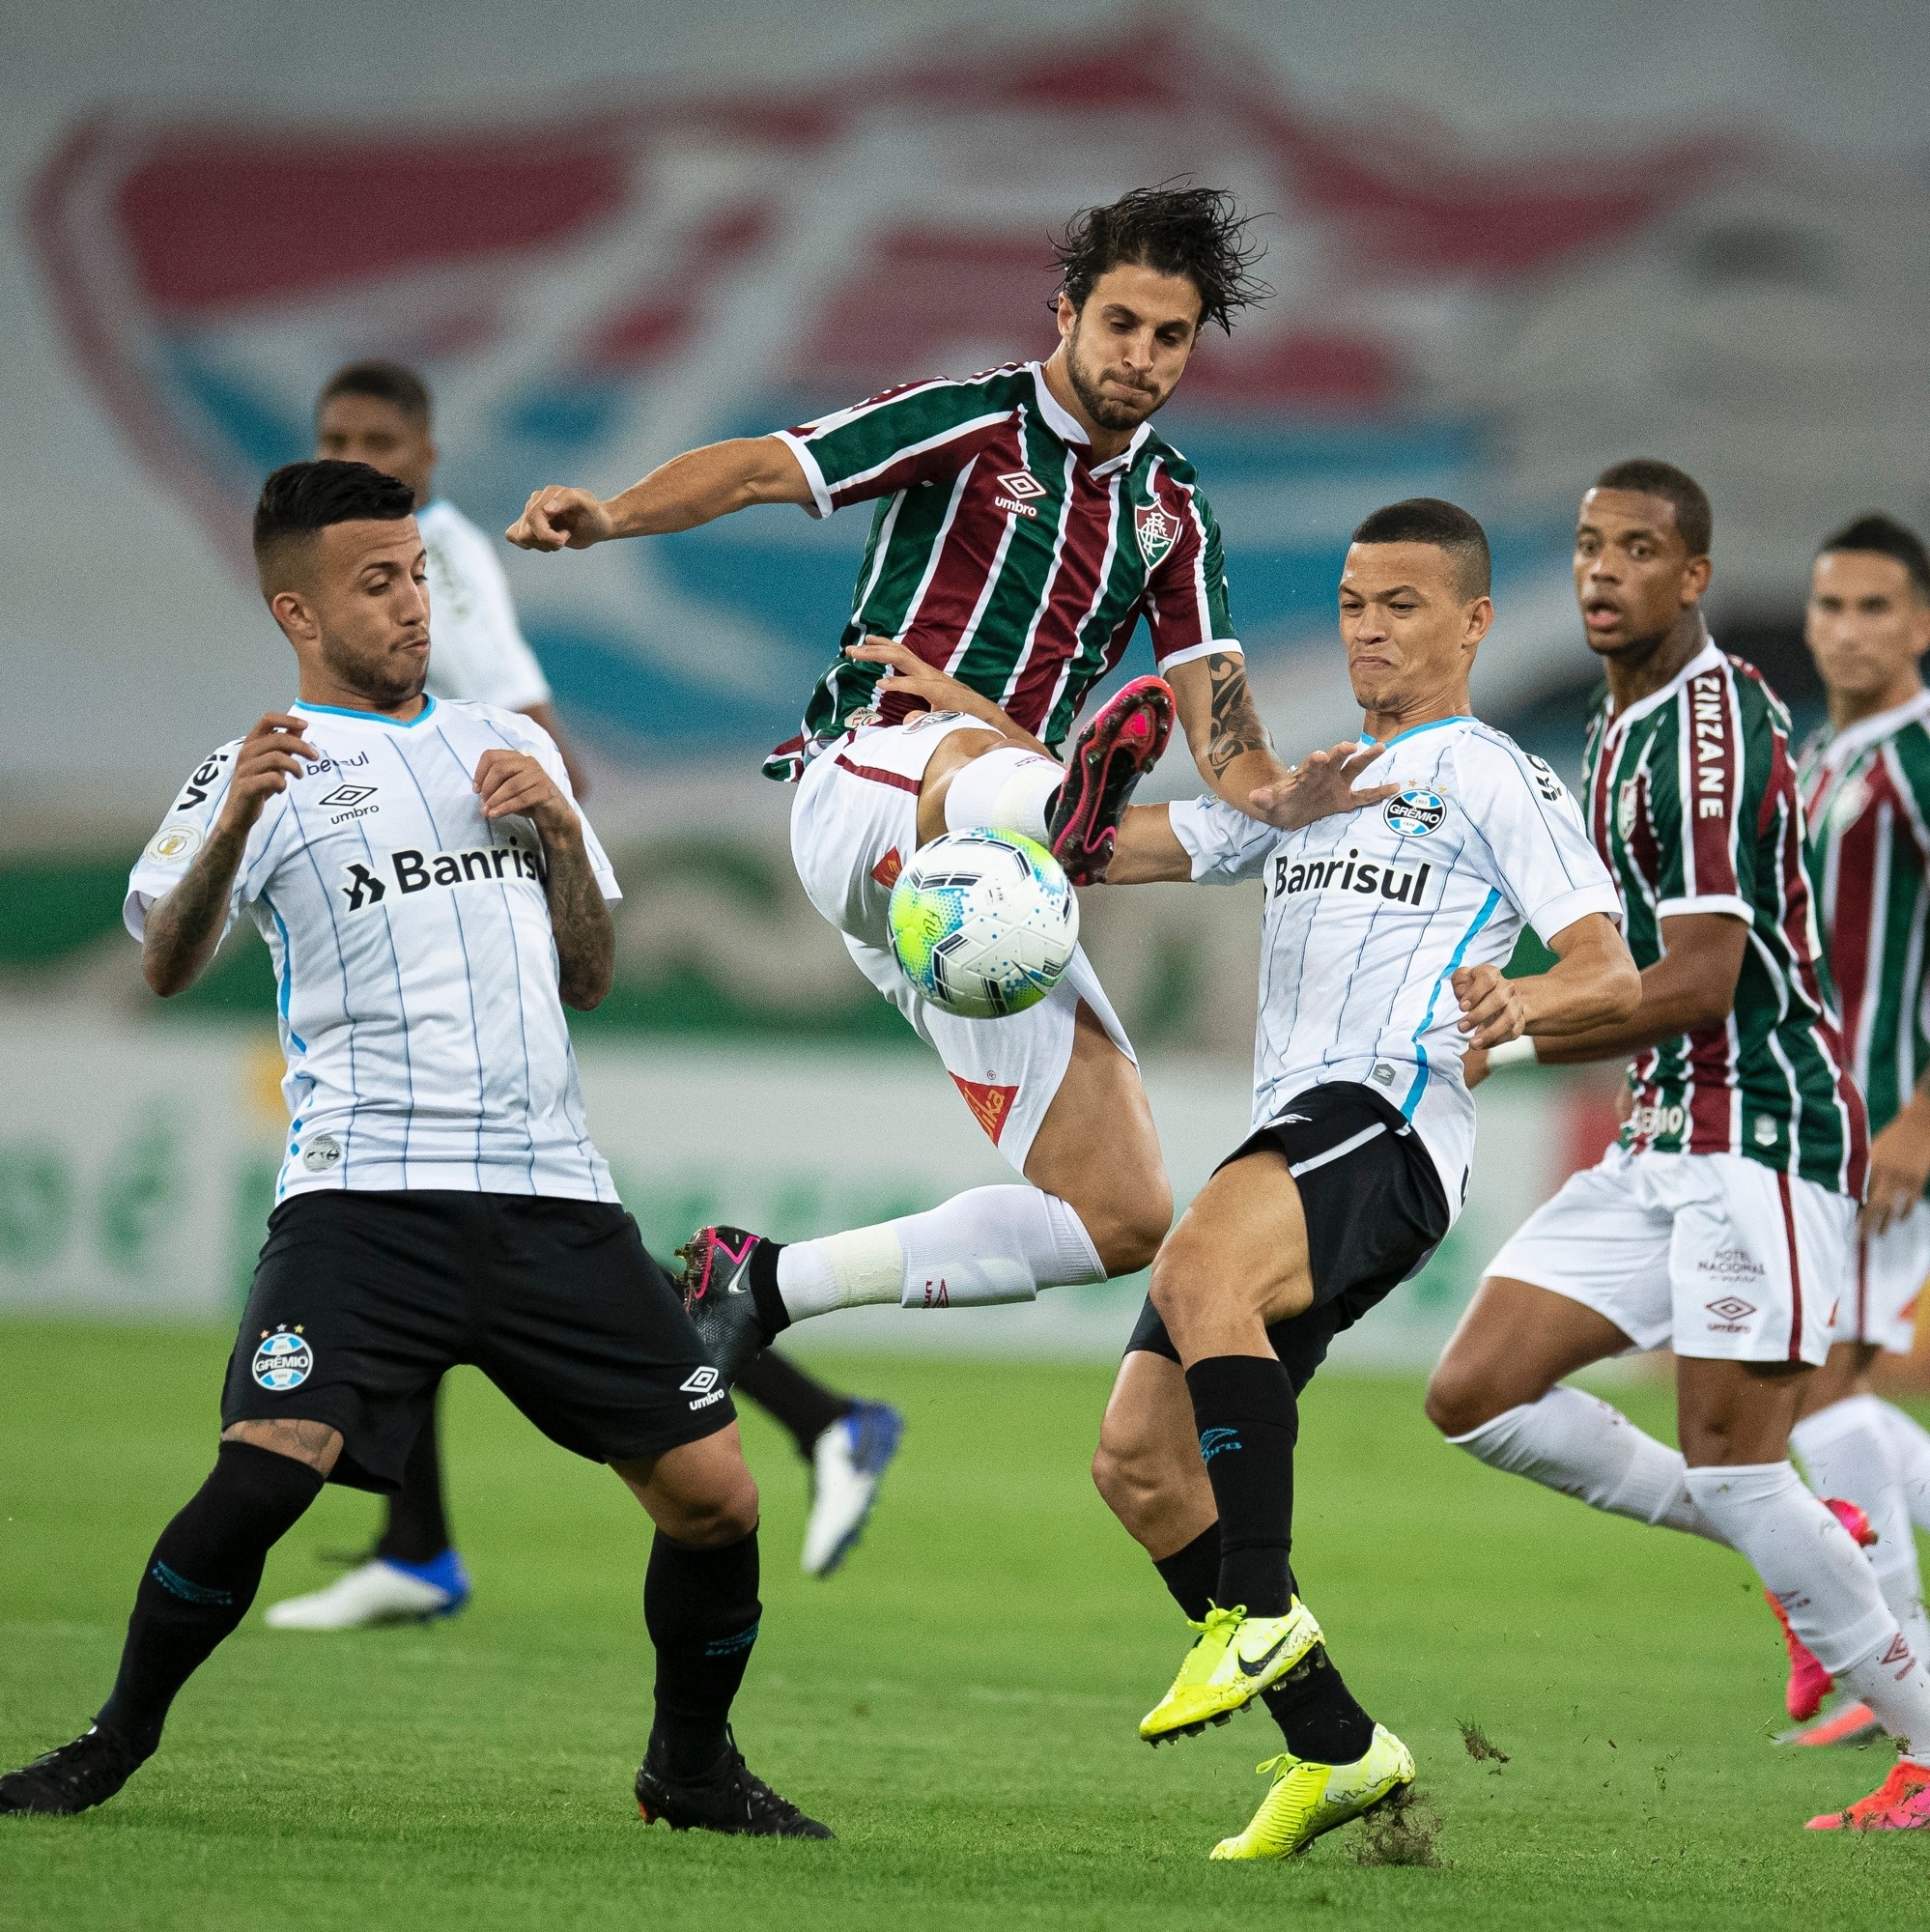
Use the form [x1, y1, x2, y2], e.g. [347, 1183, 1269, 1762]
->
[1426, 462, 1930, 1833]
[510, 185, 1380, 1377]
[1092, 500, 1637, 1860]
[267, 363, 902, 1634]
[1771, 514, 1930, 1747]
[0, 463, 826, 1835]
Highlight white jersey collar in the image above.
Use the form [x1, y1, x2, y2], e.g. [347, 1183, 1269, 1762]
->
[1603, 637, 1723, 733]
[1812, 687, 1930, 771]
[294, 696, 440, 729]
[1027, 362, 1151, 474]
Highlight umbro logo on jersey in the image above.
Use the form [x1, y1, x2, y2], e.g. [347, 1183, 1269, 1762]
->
[994, 469, 1043, 519]
[1271, 849, 1432, 906]
[339, 842, 544, 913]
[319, 784, 377, 807]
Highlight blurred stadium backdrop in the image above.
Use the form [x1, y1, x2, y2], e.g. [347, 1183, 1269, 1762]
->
[5, 0, 1928, 1356]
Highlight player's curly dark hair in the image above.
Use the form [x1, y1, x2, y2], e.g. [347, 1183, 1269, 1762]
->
[1052, 185, 1269, 335]
[1820, 512, 1930, 600]
[253, 459, 416, 588]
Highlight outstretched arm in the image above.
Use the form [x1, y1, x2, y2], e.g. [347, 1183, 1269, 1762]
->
[471, 751, 614, 1009]
[1451, 912, 1642, 1055]
[1519, 912, 1743, 1065]
[507, 437, 815, 552]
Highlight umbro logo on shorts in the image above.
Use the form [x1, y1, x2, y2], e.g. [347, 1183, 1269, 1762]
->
[339, 842, 544, 913]
[681, 1365, 729, 1411]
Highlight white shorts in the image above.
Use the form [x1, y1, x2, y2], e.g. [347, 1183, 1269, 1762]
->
[1838, 1211, 1930, 1354]
[790, 716, 1136, 1174]
[1484, 1145, 1854, 1366]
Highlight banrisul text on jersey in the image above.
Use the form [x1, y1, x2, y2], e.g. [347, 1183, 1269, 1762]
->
[1800, 689, 1930, 1139]
[766, 362, 1236, 779]
[1583, 641, 1866, 1192]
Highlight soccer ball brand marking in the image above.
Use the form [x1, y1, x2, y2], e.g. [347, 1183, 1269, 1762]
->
[252, 1327, 314, 1391]
[1383, 788, 1446, 837]
[1134, 502, 1177, 568]
[301, 1135, 342, 1173]
[888, 830, 1079, 1019]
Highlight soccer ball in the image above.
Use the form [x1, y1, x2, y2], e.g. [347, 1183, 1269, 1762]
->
[887, 830, 1080, 1018]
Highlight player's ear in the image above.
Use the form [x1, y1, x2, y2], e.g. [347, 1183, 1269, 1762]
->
[1682, 554, 1713, 604]
[1054, 290, 1077, 344]
[1463, 595, 1494, 649]
[269, 586, 319, 647]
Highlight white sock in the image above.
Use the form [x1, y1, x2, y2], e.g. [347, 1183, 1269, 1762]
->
[942, 744, 1064, 842]
[774, 1185, 1104, 1319]
[1447, 1387, 1723, 1540]
[1877, 1400, 1930, 1533]
[1792, 1395, 1930, 1660]
[1684, 1461, 1930, 1758]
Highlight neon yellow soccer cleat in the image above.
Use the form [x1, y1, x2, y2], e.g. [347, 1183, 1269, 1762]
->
[1139, 1600, 1322, 1744]
[1209, 1723, 1416, 1860]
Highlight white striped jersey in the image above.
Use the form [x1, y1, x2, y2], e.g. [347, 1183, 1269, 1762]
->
[766, 361, 1235, 779]
[1170, 717, 1621, 1212]
[124, 698, 620, 1205]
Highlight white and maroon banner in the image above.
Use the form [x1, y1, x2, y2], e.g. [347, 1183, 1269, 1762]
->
[6, 5, 1930, 829]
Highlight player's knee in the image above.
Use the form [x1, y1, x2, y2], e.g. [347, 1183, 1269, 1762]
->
[1088, 1187, 1172, 1279]
[1423, 1359, 1494, 1439]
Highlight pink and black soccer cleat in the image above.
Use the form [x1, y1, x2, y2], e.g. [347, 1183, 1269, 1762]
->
[1782, 1698, 1882, 1748]
[1767, 1496, 1877, 1722]
[1046, 675, 1176, 886]
[1805, 1758, 1930, 1831]
[675, 1225, 779, 1385]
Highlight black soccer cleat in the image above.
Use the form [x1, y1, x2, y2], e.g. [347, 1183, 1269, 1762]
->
[636, 1731, 833, 1838]
[675, 1225, 777, 1386]
[0, 1726, 148, 1816]
[1045, 674, 1176, 886]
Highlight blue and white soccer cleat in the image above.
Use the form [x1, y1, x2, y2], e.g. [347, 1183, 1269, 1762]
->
[265, 1548, 471, 1631]
[801, 1401, 904, 1577]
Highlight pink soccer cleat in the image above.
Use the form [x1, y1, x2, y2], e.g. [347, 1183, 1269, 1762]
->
[1045, 676, 1175, 886]
[1783, 1699, 1882, 1748]
[1766, 1496, 1877, 1722]
[1806, 1758, 1930, 1831]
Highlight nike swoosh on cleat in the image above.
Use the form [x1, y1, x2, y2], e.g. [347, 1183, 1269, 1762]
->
[1236, 1634, 1292, 1677]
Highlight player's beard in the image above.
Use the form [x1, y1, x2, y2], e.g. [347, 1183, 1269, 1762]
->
[1064, 318, 1171, 432]
[321, 630, 429, 709]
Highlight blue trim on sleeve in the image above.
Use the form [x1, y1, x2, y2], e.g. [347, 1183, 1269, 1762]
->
[1400, 887, 1503, 1119]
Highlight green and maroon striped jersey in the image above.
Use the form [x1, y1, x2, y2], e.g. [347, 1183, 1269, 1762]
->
[1583, 640, 1866, 1194]
[764, 361, 1236, 781]
[1799, 690, 1930, 1141]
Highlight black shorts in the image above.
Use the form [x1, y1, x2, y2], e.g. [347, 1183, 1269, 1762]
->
[1126, 1082, 1452, 1392]
[221, 1192, 734, 1493]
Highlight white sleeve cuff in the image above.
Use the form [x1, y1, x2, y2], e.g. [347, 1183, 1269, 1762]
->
[773, 430, 834, 520]
[1166, 797, 1219, 881]
[1528, 883, 1626, 946]
[1655, 894, 1751, 923]
[123, 888, 154, 942]
[1156, 637, 1241, 672]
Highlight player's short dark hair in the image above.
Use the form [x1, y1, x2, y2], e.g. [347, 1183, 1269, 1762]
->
[1589, 458, 1713, 557]
[1052, 185, 1268, 335]
[1818, 512, 1930, 600]
[1350, 497, 1492, 601]
[253, 460, 416, 590]
[317, 358, 433, 426]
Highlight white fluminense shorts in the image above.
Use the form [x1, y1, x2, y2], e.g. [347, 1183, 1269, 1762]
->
[1837, 1209, 1930, 1354]
[1483, 1144, 1854, 1365]
[790, 716, 1136, 1174]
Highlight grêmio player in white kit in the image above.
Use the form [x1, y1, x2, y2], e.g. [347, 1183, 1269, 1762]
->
[269, 365, 904, 1632]
[0, 462, 826, 1835]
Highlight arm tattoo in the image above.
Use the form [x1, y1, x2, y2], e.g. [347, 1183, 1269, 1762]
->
[144, 827, 248, 991]
[541, 831, 615, 1009]
[1205, 650, 1272, 781]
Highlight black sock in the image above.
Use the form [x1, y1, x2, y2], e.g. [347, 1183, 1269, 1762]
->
[748, 1241, 791, 1339]
[1151, 1522, 1221, 1621]
[376, 1391, 451, 1565]
[731, 1350, 852, 1460]
[1184, 1354, 1298, 1617]
[643, 1528, 762, 1778]
[97, 1441, 324, 1756]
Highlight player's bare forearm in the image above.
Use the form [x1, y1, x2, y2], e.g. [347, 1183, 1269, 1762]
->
[1452, 914, 1639, 1052]
[1170, 652, 1291, 808]
[1529, 912, 1747, 1065]
[142, 825, 249, 997]
[540, 830, 614, 1009]
[507, 439, 812, 551]
[1099, 805, 1193, 885]
[1863, 1064, 1930, 1234]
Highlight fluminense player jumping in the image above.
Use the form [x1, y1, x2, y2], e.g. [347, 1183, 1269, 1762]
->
[507, 187, 1382, 1365]
[1425, 461, 1930, 1833]
[1090, 499, 1638, 1860]
[267, 361, 903, 1629]
[0, 463, 826, 1836]
[1769, 514, 1930, 1747]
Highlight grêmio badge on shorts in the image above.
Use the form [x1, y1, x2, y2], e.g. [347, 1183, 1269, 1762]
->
[251, 1325, 314, 1391]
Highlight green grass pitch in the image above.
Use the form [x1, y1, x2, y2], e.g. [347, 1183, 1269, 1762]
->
[2, 1321, 1926, 1930]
